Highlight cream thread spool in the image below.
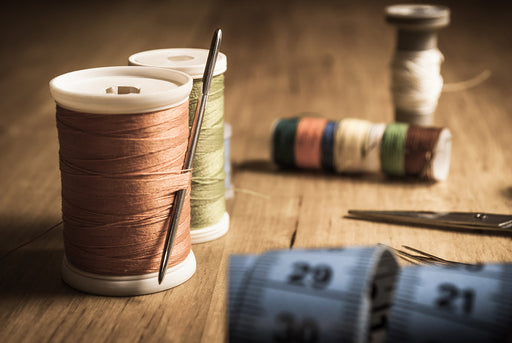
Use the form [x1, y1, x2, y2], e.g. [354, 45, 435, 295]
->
[129, 49, 230, 244]
[333, 118, 373, 173]
[424, 127, 452, 181]
[49, 66, 196, 296]
[362, 123, 386, 173]
[386, 4, 450, 125]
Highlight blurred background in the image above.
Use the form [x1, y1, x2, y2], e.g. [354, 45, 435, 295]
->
[1, 0, 511, 251]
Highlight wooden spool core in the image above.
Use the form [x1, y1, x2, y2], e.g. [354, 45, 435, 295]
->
[386, 4, 450, 51]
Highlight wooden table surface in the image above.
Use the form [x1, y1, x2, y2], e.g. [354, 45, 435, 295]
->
[1, 0, 511, 342]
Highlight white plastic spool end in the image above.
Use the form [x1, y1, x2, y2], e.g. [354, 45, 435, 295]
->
[61, 251, 196, 296]
[190, 212, 230, 244]
[49, 66, 192, 114]
[430, 128, 452, 181]
[128, 48, 227, 79]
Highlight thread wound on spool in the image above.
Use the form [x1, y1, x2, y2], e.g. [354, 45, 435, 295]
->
[404, 125, 441, 179]
[271, 116, 451, 181]
[363, 123, 387, 173]
[128, 48, 230, 238]
[294, 117, 328, 170]
[391, 49, 444, 125]
[334, 118, 373, 173]
[321, 121, 338, 171]
[380, 123, 409, 177]
[224, 123, 234, 199]
[386, 4, 450, 125]
[272, 117, 299, 168]
[57, 102, 192, 276]
[188, 74, 226, 229]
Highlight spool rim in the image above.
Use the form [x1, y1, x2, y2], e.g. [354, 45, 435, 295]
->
[49, 66, 193, 114]
[190, 211, 230, 244]
[385, 4, 450, 29]
[129, 48, 228, 79]
[61, 250, 197, 296]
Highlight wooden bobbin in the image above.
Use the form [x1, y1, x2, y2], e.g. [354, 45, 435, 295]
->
[386, 4, 450, 51]
[386, 4, 450, 124]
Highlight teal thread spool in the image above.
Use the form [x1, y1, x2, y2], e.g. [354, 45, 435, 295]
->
[271, 117, 300, 168]
[380, 123, 409, 177]
[129, 48, 229, 244]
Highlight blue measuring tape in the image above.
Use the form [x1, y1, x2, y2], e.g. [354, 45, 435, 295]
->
[229, 246, 512, 343]
[387, 263, 512, 343]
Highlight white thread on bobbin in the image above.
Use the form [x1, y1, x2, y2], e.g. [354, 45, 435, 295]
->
[334, 119, 373, 173]
[426, 128, 452, 181]
[361, 123, 386, 174]
[391, 49, 444, 125]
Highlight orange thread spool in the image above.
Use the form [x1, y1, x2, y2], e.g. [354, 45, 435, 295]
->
[50, 67, 195, 295]
[294, 117, 328, 169]
[57, 104, 192, 275]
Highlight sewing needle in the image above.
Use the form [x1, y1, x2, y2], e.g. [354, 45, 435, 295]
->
[158, 28, 222, 284]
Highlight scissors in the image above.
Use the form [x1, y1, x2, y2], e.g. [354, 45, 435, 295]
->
[347, 210, 512, 232]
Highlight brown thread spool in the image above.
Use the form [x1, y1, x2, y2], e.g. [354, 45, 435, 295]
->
[50, 67, 195, 296]
[386, 4, 450, 125]
[404, 125, 452, 181]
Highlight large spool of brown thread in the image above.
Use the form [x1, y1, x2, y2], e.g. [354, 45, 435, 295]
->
[49, 66, 196, 296]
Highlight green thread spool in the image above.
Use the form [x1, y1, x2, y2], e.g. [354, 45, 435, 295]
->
[380, 123, 409, 176]
[128, 48, 230, 243]
[188, 75, 226, 228]
[271, 117, 300, 168]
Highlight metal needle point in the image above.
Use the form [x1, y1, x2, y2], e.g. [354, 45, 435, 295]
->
[158, 28, 222, 284]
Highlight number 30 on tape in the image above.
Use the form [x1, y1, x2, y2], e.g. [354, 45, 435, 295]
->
[228, 246, 512, 343]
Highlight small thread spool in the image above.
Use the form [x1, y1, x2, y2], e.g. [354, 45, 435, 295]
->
[271, 117, 300, 169]
[49, 67, 196, 296]
[129, 48, 230, 244]
[333, 118, 373, 173]
[271, 116, 452, 181]
[386, 4, 450, 125]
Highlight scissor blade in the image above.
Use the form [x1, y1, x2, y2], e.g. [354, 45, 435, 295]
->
[347, 210, 512, 231]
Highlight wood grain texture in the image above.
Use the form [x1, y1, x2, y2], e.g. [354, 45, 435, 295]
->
[1, 0, 511, 342]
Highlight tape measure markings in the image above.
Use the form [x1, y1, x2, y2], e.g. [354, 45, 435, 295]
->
[230, 247, 512, 343]
[230, 247, 400, 343]
[396, 266, 511, 326]
[386, 264, 512, 342]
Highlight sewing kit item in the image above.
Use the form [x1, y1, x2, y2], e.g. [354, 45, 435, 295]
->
[386, 4, 450, 125]
[229, 246, 512, 343]
[271, 117, 300, 169]
[50, 66, 195, 296]
[382, 244, 464, 265]
[333, 118, 373, 173]
[158, 29, 222, 284]
[224, 123, 234, 199]
[387, 263, 512, 342]
[229, 246, 400, 343]
[271, 117, 452, 181]
[129, 47, 229, 244]
[347, 210, 512, 233]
